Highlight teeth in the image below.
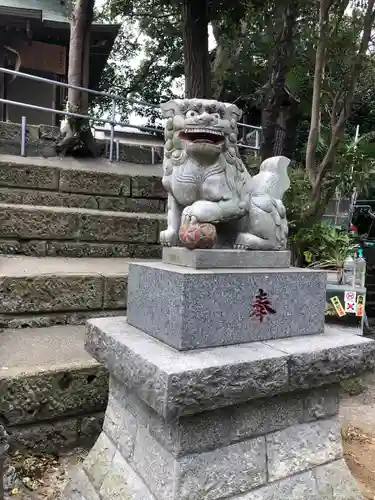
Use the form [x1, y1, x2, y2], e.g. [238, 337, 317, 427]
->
[184, 128, 224, 136]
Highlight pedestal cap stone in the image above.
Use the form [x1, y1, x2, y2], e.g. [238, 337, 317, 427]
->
[162, 247, 291, 269]
[126, 261, 326, 350]
[85, 317, 375, 419]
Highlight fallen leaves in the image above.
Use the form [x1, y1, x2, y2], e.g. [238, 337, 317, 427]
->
[4, 448, 88, 499]
[342, 424, 373, 444]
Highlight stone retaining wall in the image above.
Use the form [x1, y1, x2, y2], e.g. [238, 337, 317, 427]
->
[9, 412, 105, 453]
[0, 272, 127, 316]
[2, 364, 108, 453]
[0, 205, 165, 258]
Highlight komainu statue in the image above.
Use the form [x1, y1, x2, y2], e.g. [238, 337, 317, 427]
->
[160, 99, 290, 250]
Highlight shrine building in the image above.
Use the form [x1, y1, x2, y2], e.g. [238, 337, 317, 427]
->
[0, 0, 119, 125]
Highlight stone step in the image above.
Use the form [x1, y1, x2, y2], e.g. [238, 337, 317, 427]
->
[0, 255, 133, 327]
[0, 154, 166, 213]
[0, 324, 107, 452]
[0, 203, 165, 258]
[0, 186, 166, 214]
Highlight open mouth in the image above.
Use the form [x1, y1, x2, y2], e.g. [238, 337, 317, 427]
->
[179, 128, 224, 145]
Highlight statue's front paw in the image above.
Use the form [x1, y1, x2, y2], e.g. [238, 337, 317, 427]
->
[182, 201, 221, 224]
[181, 206, 198, 226]
[160, 228, 179, 247]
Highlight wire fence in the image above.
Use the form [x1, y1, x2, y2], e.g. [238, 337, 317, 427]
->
[0, 67, 262, 162]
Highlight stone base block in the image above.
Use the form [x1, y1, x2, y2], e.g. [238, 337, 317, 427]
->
[65, 447, 362, 500]
[62, 318, 372, 499]
[63, 346, 364, 499]
[68, 412, 355, 500]
[127, 261, 326, 349]
[162, 247, 291, 269]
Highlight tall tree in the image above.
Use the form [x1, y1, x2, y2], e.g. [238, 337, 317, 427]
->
[304, 0, 375, 220]
[57, 0, 97, 156]
[101, 0, 250, 100]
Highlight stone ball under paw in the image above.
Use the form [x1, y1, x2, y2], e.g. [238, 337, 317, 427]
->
[179, 222, 216, 249]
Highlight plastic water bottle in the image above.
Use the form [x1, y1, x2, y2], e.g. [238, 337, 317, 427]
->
[343, 254, 356, 287]
[356, 248, 366, 288]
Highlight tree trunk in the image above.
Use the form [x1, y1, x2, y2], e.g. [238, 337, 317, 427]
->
[260, 0, 298, 161]
[181, 0, 211, 98]
[81, 18, 91, 113]
[305, 0, 332, 186]
[57, 0, 97, 157]
[280, 102, 299, 158]
[67, 0, 89, 108]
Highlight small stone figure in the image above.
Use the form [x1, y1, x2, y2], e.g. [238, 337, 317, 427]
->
[160, 98, 290, 250]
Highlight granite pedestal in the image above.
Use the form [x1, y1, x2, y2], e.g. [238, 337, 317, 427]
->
[127, 253, 326, 350]
[63, 249, 372, 500]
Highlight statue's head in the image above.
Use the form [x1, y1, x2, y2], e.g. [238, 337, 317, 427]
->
[161, 99, 242, 161]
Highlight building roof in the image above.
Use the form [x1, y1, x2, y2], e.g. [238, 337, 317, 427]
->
[0, 0, 69, 23]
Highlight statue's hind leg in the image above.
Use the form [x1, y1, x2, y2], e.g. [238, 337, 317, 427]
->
[234, 232, 278, 250]
[233, 213, 279, 250]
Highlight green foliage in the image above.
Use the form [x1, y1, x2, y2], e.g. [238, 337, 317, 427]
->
[95, 1, 183, 123]
[93, 0, 375, 252]
[292, 222, 352, 270]
[96, 0, 375, 142]
[286, 10, 375, 159]
[328, 137, 375, 200]
[283, 129, 375, 239]
[283, 166, 310, 233]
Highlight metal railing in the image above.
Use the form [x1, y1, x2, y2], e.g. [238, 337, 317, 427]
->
[238, 123, 262, 151]
[0, 67, 261, 163]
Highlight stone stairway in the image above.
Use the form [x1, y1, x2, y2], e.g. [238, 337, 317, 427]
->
[0, 153, 166, 451]
[0, 154, 166, 258]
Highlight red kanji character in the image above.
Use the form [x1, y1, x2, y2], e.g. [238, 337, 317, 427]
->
[250, 289, 276, 323]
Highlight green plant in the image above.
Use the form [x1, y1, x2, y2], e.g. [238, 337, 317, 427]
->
[308, 244, 351, 283]
[290, 221, 353, 274]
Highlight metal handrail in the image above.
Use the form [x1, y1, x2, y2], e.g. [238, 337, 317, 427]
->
[0, 67, 261, 161]
[0, 97, 162, 133]
[0, 67, 159, 108]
